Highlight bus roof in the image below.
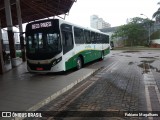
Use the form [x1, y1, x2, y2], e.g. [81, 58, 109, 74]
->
[26, 18, 109, 36]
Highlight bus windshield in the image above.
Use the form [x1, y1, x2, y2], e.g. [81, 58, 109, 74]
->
[26, 31, 61, 60]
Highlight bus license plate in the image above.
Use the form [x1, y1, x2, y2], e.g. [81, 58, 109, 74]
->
[36, 67, 43, 70]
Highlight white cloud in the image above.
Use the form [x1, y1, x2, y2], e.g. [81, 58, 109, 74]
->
[65, 0, 160, 27]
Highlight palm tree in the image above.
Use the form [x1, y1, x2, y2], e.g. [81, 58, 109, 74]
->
[153, 2, 160, 23]
[153, 8, 160, 18]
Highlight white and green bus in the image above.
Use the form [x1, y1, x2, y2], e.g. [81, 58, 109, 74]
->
[25, 19, 110, 72]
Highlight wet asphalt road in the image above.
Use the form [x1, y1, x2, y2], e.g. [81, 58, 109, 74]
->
[30, 50, 160, 120]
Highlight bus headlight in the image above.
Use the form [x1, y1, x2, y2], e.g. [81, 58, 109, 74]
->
[52, 61, 57, 66]
[52, 57, 62, 67]
[56, 57, 62, 63]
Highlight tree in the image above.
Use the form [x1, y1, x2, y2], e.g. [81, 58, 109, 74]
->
[153, 2, 160, 22]
[153, 8, 160, 18]
[111, 17, 149, 46]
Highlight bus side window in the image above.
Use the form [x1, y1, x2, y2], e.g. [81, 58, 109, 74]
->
[62, 31, 74, 54]
[101, 35, 109, 44]
[106, 36, 109, 43]
[74, 27, 84, 44]
[102, 35, 106, 43]
[99, 34, 102, 44]
[91, 32, 95, 43]
[84, 30, 90, 44]
[97, 34, 100, 44]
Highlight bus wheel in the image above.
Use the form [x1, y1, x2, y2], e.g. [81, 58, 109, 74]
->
[76, 57, 82, 69]
[100, 51, 104, 60]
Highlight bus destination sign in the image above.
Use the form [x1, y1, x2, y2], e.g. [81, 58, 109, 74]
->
[32, 21, 52, 29]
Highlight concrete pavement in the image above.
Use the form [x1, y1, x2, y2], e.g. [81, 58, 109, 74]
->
[0, 55, 113, 112]
[36, 50, 160, 120]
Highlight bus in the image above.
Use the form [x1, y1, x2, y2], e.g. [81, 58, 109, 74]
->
[25, 19, 110, 73]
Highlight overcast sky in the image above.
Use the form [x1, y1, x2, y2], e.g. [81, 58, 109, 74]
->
[65, 0, 160, 27]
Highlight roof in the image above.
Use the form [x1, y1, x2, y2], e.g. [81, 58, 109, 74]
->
[0, 0, 76, 28]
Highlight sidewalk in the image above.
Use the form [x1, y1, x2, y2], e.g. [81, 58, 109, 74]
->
[3, 57, 23, 72]
[0, 57, 112, 111]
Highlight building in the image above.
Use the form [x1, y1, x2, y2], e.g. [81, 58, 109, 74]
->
[90, 15, 111, 29]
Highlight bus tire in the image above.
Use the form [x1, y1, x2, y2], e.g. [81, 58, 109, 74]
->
[76, 57, 82, 70]
[100, 51, 104, 60]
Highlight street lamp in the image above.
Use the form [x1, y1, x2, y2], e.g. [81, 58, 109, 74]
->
[140, 14, 151, 46]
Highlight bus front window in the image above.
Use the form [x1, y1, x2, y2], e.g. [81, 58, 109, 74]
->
[26, 32, 61, 60]
[47, 33, 60, 51]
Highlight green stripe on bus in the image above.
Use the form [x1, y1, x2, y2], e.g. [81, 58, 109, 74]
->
[65, 48, 110, 70]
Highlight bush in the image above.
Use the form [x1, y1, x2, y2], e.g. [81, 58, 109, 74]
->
[16, 51, 22, 58]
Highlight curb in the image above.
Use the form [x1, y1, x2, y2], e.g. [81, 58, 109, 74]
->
[14, 68, 101, 120]
[26, 68, 101, 112]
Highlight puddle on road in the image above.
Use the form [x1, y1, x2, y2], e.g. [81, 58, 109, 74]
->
[138, 60, 160, 73]
[119, 55, 132, 57]
[123, 51, 140, 53]
[128, 62, 134, 65]
[138, 63, 150, 73]
[140, 60, 155, 63]
[139, 57, 156, 59]
[125, 55, 132, 57]
[149, 65, 160, 73]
